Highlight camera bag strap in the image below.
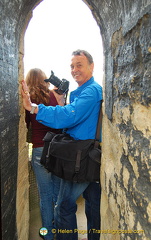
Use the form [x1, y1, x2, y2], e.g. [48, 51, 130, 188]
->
[94, 100, 103, 148]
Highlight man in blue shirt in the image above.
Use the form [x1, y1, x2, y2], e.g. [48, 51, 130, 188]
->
[22, 50, 103, 240]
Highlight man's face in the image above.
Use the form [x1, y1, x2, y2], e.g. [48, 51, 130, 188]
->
[70, 54, 94, 86]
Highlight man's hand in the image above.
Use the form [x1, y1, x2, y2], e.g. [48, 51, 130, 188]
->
[21, 80, 33, 112]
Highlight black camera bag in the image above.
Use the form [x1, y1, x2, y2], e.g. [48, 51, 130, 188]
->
[40, 132, 101, 182]
[40, 101, 102, 183]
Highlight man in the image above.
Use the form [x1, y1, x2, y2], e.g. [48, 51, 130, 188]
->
[22, 50, 103, 240]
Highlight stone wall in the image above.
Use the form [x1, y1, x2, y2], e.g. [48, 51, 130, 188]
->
[0, 1, 42, 240]
[0, 0, 151, 239]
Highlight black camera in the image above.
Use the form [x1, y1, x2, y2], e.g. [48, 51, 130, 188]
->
[44, 71, 69, 95]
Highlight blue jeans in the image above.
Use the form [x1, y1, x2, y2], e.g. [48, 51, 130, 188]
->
[54, 179, 101, 240]
[83, 182, 101, 240]
[31, 147, 61, 240]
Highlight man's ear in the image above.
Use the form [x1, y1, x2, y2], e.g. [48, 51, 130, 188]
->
[90, 62, 94, 73]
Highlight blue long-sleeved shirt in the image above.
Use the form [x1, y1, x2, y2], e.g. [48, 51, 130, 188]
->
[36, 77, 102, 140]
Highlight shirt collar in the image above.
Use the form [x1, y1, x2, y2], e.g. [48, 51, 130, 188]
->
[72, 76, 94, 95]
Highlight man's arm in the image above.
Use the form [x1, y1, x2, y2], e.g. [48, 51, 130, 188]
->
[36, 86, 102, 129]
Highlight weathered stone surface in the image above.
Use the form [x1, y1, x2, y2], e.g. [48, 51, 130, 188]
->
[0, 0, 151, 239]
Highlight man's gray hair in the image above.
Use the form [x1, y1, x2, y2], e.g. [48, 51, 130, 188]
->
[72, 49, 93, 64]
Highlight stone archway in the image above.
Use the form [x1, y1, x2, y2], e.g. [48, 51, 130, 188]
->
[1, 1, 151, 240]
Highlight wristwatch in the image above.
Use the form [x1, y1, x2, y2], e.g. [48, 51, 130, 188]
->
[30, 103, 38, 114]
